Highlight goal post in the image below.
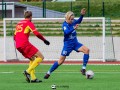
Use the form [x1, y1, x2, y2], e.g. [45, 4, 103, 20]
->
[3, 17, 115, 62]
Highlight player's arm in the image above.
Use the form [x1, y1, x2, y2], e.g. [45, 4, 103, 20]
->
[73, 15, 83, 24]
[73, 8, 86, 24]
[33, 30, 45, 41]
[33, 30, 50, 45]
[29, 23, 50, 45]
[63, 24, 74, 35]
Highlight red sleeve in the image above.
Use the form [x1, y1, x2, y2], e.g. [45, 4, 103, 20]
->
[33, 30, 46, 41]
[28, 22, 46, 41]
[28, 22, 37, 32]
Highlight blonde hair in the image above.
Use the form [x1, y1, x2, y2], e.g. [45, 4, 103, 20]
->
[24, 11, 32, 18]
[65, 11, 74, 20]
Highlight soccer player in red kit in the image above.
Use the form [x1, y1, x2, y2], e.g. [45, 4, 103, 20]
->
[14, 11, 50, 83]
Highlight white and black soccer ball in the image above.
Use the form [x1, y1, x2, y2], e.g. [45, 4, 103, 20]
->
[86, 70, 94, 79]
[51, 84, 56, 89]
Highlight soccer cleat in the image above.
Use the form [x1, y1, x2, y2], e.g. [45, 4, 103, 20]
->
[23, 70, 31, 83]
[31, 79, 42, 83]
[81, 69, 86, 75]
[44, 73, 50, 79]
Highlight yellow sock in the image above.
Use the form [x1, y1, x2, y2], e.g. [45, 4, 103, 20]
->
[27, 58, 42, 74]
[31, 69, 36, 80]
[29, 61, 36, 80]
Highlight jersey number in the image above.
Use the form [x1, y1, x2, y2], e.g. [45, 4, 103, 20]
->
[15, 24, 23, 34]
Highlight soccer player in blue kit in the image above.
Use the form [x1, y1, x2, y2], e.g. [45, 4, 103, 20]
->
[44, 8, 89, 79]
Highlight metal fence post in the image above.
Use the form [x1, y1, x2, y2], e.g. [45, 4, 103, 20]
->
[44, 0, 46, 18]
[102, 1, 105, 17]
[43, 0, 44, 18]
[70, 1, 72, 11]
[5, 3, 7, 18]
[2, 0, 4, 19]
[88, 0, 90, 17]
[43, 0, 46, 18]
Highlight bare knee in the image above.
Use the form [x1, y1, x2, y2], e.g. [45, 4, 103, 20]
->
[40, 55, 44, 60]
[35, 51, 44, 60]
[85, 48, 90, 54]
[36, 55, 44, 60]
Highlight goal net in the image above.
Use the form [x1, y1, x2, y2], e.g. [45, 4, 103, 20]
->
[3, 17, 115, 62]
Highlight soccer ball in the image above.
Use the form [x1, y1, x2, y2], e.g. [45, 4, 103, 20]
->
[51, 84, 56, 89]
[86, 70, 94, 79]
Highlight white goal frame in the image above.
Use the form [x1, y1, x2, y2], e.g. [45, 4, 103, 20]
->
[3, 17, 106, 62]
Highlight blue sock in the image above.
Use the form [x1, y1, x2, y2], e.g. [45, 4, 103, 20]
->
[82, 54, 89, 69]
[49, 61, 59, 74]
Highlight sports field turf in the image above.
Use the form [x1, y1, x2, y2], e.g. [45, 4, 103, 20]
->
[0, 64, 120, 90]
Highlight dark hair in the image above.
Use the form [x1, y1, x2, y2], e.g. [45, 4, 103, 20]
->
[24, 11, 32, 18]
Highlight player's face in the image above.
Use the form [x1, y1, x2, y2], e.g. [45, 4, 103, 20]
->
[68, 16, 74, 24]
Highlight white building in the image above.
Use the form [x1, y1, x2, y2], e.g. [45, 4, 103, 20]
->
[0, 2, 65, 18]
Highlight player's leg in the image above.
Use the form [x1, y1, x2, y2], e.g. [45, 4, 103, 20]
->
[44, 56, 66, 79]
[17, 44, 43, 82]
[49, 55, 66, 73]
[17, 47, 31, 83]
[29, 60, 37, 81]
[29, 60, 42, 82]
[26, 51, 43, 83]
[44, 45, 72, 79]
[78, 45, 89, 75]
[27, 51, 43, 74]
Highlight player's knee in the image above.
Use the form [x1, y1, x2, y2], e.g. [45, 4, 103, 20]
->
[85, 48, 90, 54]
[36, 53, 44, 60]
[35, 55, 44, 61]
[87, 48, 90, 53]
[42, 56, 44, 60]
[39, 56, 44, 60]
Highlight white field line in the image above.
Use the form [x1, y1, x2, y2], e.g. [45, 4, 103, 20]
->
[0, 72, 14, 74]
[0, 71, 120, 74]
[0, 64, 120, 65]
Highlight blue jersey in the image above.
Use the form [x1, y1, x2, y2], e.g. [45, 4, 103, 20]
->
[61, 15, 84, 56]
[62, 15, 83, 43]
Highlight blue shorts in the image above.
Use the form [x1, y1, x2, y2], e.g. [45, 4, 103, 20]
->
[61, 42, 83, 56]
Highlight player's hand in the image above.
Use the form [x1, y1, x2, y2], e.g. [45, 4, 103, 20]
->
[44, 40, 50, 45]
[74, 24, 79, 29]
[81, 8, 86, 15]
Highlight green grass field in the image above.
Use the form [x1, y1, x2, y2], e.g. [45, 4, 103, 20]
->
[0, 64, 120, 90]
